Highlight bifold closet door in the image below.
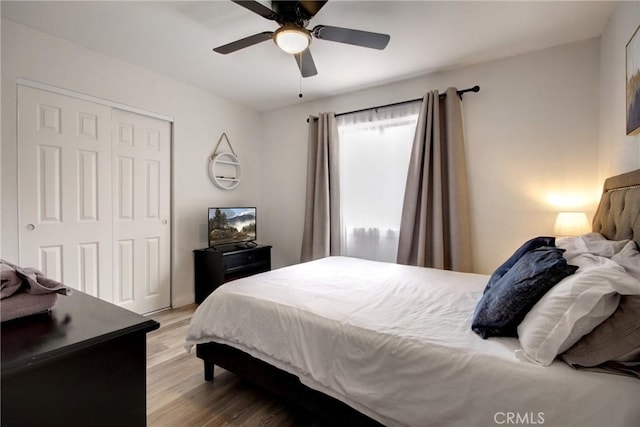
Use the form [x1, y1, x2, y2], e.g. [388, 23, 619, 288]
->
[18, 85, 114, 300]
[18, 86, 171, 314]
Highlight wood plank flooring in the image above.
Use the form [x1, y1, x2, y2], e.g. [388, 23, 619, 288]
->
[146, 305, 323, 426]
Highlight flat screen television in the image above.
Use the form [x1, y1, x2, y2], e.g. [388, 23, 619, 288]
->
[208, 207, 256, 248]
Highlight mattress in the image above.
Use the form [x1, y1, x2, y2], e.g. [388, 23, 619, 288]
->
[185, 256, 640, 427]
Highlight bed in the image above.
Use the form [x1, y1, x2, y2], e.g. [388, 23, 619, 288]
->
[186, 169, 640, 427]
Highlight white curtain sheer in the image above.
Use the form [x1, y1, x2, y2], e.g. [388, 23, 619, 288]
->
[337, 102, 420, 262]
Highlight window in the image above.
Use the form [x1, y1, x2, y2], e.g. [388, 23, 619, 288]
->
[337, 102, 420, 262]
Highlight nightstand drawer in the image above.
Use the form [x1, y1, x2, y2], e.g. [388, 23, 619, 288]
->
[223, 247, 269, 270]
[193, 245, 271, 304]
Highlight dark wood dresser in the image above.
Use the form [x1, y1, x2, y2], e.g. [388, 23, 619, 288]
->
[1, 290, 159, 427]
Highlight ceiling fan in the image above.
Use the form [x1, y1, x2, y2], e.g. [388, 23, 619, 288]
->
[214, 0, 391, 78]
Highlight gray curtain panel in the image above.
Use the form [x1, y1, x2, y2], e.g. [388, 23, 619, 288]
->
[397, 87, 472, 271]
[301, 113, 342, 262]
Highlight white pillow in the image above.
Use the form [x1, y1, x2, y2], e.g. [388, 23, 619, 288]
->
[556, 233, 629, 263]
[611, 240, 640, 281]
[579, 233, 629, 257]
[555, 235, 589, 262]
[515, 255, 640, 366]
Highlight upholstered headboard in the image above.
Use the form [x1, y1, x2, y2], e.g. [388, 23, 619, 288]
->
[592, 169, 640, 247]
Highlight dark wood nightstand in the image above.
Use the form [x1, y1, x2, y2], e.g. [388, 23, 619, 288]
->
[1, 290, 159, 427]
[193, 244, 272, 303]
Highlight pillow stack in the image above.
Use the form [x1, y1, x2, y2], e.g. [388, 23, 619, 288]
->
[472, 233, 640, 378]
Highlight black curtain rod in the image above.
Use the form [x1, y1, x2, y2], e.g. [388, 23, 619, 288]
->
[307, 85, 480, 122]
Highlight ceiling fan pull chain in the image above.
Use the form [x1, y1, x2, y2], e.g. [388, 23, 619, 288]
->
[298, 54, 304, 98]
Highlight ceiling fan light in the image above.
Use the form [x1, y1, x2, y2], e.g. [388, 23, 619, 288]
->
[274, 26, 310, 54]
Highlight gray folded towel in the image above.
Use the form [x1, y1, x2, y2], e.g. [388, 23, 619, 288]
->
[0, 263, 23, 299]
[0, 259, 71, 321]
[1, 259, 70, 299]
[0, 292, 58, 322]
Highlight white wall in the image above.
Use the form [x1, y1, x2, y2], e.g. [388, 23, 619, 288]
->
[2, 15, 620, 294]
[1, 19, 263, 307]
[598, 1, 640, 180]
[261, 39, 601, 274]
[0, 11, 3, 258]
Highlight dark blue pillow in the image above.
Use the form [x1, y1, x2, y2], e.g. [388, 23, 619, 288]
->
[472, 246, 578, 338]
[483, 236, 556, 296]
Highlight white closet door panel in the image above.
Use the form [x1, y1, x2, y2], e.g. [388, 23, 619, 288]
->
[112, 109, 170, 313]
[115, 239, 135, 304]
[39, 245, 63, 282]
[116, 156, 135, 221]
[18, 86, 113, 299]
[77, 150, 99, 222]
[38, 104, 62, 133]
[145, 160, 160, 219]
[38, 145, 62, 223]
[77, 112, 98, 139]
[78, 242, 99, 296]
[145, 237, 161, 296]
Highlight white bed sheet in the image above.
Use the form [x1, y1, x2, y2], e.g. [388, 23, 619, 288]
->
[185, 256, 640, 427]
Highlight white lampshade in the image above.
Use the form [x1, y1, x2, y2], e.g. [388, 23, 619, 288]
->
[274, 26, 310, 54]
[554, 212, 590, 237]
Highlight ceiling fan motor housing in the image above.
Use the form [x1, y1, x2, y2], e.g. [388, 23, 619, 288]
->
[271, 0, 314, 26]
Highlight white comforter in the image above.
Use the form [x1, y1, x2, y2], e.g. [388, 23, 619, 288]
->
[185, 256, 640, 427]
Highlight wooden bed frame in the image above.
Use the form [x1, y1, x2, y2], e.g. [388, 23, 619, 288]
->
[196, 342, 382, 425]
[196, 168, 640, 425]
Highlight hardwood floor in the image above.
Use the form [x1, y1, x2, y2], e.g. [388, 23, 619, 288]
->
[146, 305, 323, 426]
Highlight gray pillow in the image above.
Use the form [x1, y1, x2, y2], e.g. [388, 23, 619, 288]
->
[561, 295, 640, 367]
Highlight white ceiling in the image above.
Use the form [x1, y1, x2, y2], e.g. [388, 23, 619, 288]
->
[2, 1, 614, 112]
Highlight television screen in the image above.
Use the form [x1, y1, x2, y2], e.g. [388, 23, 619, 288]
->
[208, 207, 256, 247]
